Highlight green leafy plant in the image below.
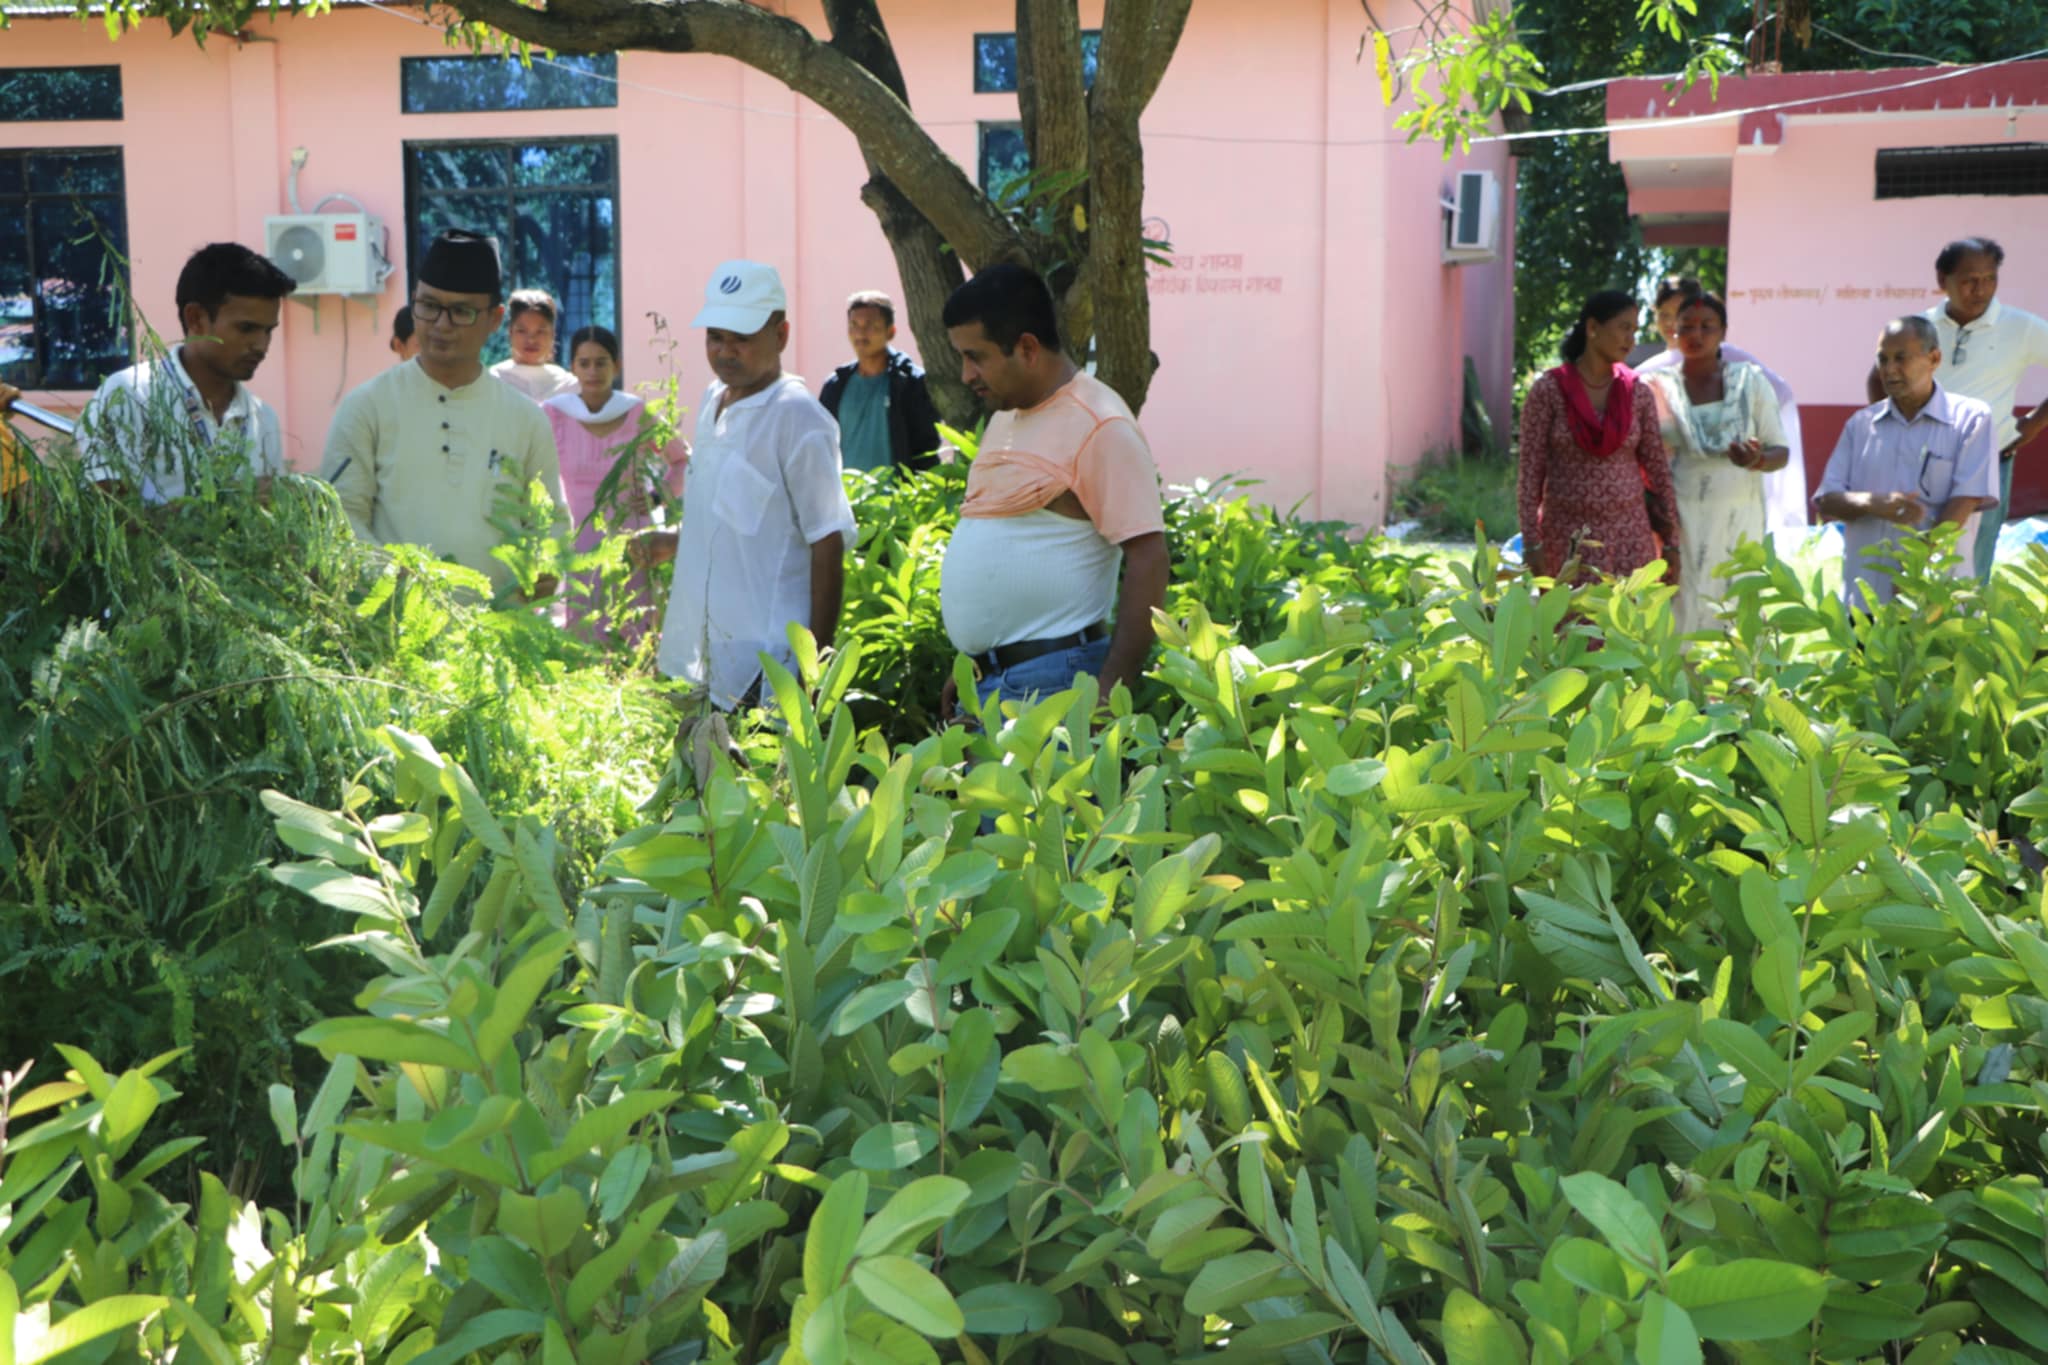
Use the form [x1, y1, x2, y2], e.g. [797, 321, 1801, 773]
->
[12, 410, 2048, 1363]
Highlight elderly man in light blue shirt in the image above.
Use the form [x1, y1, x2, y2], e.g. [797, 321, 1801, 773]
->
[1816, 316, 2000, 608]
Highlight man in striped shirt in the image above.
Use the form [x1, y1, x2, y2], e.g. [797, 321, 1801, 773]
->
[1817, 316, 1999, 608]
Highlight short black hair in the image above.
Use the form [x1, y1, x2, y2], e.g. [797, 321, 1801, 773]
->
[392, 304, 414, 344]
[1654, 275, 1704, 308]
[847, 290, 896, 326]
[1936, 237, 2004, 276]
[942, 263, 1060, 355]
[567, 324, 621, 369]
[175, 242, 297, 324]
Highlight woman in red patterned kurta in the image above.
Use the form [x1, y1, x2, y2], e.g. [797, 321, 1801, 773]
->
[1518, 291, 1681, 583]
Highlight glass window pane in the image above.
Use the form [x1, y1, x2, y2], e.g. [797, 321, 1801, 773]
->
[979, 123, 1030, 198]
[0, 201, 34, 384]
[401, 54, 617, 114]
[972, 32, 1099, 94]
[973, 34, 1017, 94]
[412, 144, 508, 193]
[513, 141, 613, 188]
[28, 150, 123, 196]
[406, 139, 618, 371]
[513, 192, 616, 343]
[0, 66, 123, 123]
[33, 197, 128, 389]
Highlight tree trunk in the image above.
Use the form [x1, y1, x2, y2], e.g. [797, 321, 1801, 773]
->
[857, 176, 976, 425]
[440, 0, 1192, 416]
[820, 0, 978, 427]
[1085, 0, 1194, 412]
[451, 0, 1024, 271]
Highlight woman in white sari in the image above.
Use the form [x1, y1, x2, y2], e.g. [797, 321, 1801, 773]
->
[1635, 276, 1808, 538]
[1645, 293, 1790, 635]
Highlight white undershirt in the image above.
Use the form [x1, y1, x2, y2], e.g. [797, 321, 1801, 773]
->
[941, 508, 1120, 656]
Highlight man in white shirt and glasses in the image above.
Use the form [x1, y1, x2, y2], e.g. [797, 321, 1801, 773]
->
[1866, 238, 2048, 582]
[1824, 316, 2000, 608]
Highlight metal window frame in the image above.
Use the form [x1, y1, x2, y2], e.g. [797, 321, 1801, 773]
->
[400, 135, 623, 344]
[1874, 143, 2048, 199]
[0, 145, 132, 390]
[0, 65, 125, 124]
[397, 53, 619, 115]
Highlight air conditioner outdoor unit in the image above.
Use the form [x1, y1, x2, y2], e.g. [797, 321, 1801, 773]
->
[1443, 169, 1501, 264]
[265, 212, 386, 295]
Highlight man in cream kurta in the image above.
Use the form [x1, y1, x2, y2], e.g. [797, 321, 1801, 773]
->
[322, 230, 567, 596]
[325, 362, 563, 593]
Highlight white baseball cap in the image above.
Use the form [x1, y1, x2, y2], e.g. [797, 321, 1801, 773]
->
[693, 260, 787, 334]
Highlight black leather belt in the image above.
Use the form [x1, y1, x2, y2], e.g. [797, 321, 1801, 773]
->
[974, 622, 1107, 675]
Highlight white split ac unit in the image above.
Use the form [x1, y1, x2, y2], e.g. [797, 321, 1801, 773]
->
[265, 213, 388, 295]
[1443, 169, 1501, 264]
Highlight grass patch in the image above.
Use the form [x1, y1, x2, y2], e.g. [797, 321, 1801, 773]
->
[1392, 451, 1519, 542]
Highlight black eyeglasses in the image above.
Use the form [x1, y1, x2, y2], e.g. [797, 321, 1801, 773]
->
[411, 297, 486, 327]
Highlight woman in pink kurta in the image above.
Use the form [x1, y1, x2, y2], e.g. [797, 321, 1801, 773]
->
[1518, 290, 1680, 583]
[544, 325, 688, 642]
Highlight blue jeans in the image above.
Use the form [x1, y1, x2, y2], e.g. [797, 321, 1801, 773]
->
[1973, 456, 2014, 584]
[973, 637, 1112, 710]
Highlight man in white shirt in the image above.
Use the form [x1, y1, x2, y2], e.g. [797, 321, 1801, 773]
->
[324, 230, 567, 600]
[1865, 238, 2048, 581]
[1821, 317, 2000, 608]
[633, 261, 854, 710]
[78, 242, 297, 503]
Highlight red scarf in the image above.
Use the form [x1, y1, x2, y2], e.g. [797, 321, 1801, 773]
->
[1552, 361, 1636, 458]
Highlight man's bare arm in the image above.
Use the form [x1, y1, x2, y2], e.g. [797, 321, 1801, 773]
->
[809, 532, 845, 652]
[2010, 400, 2048, 456]
[1936, 495, 1998, 528]
[628, 527, 679, 568]
[1098, 531, 1169, 698]
[1814, 489, 1924, 526]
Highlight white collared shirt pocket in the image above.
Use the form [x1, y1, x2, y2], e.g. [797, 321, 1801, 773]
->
[713, 454, 777, 536]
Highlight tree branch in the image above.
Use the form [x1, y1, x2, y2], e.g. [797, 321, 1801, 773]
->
[439, 0, 1025, 273]
[1092, 0, 1193, 124]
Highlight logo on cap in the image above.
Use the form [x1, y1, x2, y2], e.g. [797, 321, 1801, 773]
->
[719, 275, 743, 295]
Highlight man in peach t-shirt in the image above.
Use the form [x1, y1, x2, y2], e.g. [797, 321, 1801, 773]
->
[937, 264, 1170, 719]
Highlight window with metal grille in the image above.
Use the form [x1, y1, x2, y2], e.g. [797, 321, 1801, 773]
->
[0, 148, 131, 390]
[402, 138, 620, 368]
[1874, 143, 2048, 199]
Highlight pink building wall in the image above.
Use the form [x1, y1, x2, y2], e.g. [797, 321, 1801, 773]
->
[6, 0, 1514, 525]
[1608, 64, 2048, 512]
